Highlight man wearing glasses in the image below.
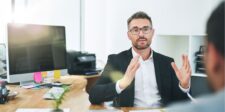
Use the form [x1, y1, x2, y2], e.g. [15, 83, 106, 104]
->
[89, 11, 191, 107]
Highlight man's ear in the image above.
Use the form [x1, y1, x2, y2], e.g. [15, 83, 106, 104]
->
[208, 43, 223, 74]
[151, 28, 155, 38]
[152, 28, 155, 35]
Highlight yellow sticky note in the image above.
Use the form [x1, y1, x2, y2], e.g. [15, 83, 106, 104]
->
[41, 72, 47, 78]
[54, 70, 61, 79]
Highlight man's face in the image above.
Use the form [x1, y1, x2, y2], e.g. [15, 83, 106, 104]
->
[127, 19, 154, 50]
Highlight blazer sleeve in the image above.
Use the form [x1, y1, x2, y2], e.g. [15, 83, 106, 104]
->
[89, 55, 120, 104]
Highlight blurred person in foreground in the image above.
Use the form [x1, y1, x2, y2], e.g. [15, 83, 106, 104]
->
[167, 2, 224, 112]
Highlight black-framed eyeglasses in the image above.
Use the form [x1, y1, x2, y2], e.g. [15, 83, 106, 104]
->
[129, 26, 152, 35]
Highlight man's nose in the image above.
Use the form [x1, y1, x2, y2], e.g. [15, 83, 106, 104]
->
[138, 29, 144, 37]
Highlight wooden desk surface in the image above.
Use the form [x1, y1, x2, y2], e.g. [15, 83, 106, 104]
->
[0, 76, 91, 112]
[0, 75, 164, 112]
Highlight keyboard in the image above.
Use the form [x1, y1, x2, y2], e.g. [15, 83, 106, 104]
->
[43, 87, 65, 100]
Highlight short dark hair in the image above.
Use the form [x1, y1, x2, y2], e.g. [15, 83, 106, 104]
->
[206, 2, 224, 57]
[127, 11, 152, 28]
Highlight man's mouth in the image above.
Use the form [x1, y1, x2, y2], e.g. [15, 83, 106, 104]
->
[137, 38, 147, 41]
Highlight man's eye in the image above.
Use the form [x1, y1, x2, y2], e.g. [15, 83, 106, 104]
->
[143, 28, 148, 31]
[133, 29, 139, 32]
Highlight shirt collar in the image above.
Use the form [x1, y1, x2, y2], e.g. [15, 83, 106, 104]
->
[131, 47, 153, 61]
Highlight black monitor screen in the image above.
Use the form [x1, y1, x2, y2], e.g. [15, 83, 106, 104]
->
[8, 23, 66, 75]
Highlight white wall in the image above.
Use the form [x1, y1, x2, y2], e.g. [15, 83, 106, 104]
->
[152, 35, 189, 67]
[83, 0, 108, 67]
[84, 0, 223, 64]
[0, 0, 11, 43]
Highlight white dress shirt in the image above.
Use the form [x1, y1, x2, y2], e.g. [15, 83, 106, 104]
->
[116, 48, 190, 107]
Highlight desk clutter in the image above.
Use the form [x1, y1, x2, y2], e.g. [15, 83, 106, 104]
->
[0, 80, 18, 104]
[20, 82, 69, 89]
[0, 81, 68, 105]
[32, 70, 62, 84]
[0, 81, 8, 104]
[43, 87, 65, 100]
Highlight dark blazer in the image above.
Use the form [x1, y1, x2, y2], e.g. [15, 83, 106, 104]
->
[89, 48, 189, 107]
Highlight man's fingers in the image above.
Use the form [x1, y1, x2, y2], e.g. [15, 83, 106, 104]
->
[186, 63, 191, 75]
[171, 62, 182, 80]
[187, 66, 192, 77]
[185, 56, 192, 77]
[133, 61, 140, 70]
[127, 55, 140, 70]
[126, 56, 140, 77]
[185, 55, 189, 69]
[182, 55, 185, 67]
[184, 69, 191, 82]
[130, 62, 140, 74]
[184, 55, 188, 69]
[187, 57, 191, 74]
[122, 56, 140, 89]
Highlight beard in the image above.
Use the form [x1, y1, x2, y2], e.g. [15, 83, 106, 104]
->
[133, 37, 150, 50]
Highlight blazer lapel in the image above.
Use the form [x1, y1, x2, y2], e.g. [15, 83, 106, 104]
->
[153, 51, 163, 97]
[121, 48, 133, 72]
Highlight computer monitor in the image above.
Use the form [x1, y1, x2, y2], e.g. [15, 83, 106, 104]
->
[6, 23, 67, 84]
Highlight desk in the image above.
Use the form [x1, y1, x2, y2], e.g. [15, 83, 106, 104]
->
[0, 76, 90, 112]
[0, 75, 164, 112]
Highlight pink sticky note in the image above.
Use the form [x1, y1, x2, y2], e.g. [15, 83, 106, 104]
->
[33, 72, 42, 83]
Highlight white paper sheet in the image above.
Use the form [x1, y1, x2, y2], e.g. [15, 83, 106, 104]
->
[129, 109, 164, 112]
[16, 108, 70, 112]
